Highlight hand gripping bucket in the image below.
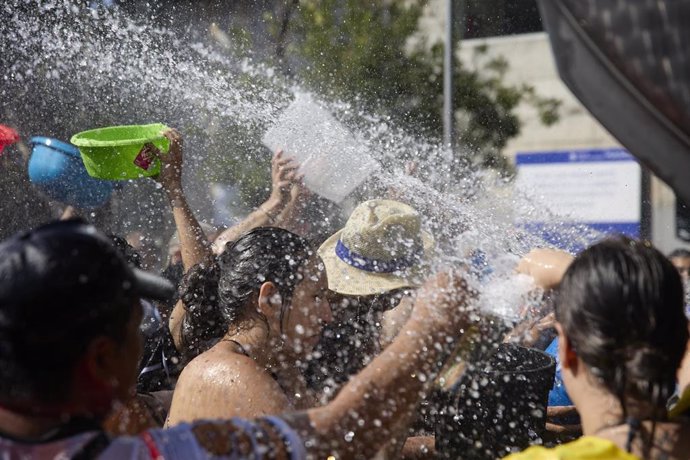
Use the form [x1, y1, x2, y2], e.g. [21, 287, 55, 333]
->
[70, 123, 170, 180]
[29, 137, 114, 209]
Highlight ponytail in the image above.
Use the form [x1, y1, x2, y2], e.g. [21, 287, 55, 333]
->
[179, 261, 223, 359]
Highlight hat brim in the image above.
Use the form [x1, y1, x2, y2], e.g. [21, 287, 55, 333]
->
[318, 229, 434, 297]
[132, 268, 176, 301]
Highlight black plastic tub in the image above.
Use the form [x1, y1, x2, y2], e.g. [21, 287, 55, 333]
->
[436, 343, 556, 459]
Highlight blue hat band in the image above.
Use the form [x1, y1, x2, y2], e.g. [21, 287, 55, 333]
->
[335, 239, 421, 273]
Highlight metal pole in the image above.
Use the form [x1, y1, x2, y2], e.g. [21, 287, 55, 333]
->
[640, 167, 652, 241]
[443, 0, 456, 150]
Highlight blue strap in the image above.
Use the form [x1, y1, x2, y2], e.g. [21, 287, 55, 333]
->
[335, 239, 421, 273]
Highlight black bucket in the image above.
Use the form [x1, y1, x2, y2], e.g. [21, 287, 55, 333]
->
[412, 315, 512, 436]
[436, 343, 556, 459]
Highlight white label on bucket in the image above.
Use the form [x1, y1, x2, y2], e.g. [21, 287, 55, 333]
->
[134, 143, 156, 170]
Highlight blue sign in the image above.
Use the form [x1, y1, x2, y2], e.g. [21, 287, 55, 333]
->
[515, 148, 641, 250]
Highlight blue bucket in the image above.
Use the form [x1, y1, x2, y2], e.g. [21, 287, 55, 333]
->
[545, 337, 574, 406]
[544, 338, 580, 425]
[29, 137, 114, 209]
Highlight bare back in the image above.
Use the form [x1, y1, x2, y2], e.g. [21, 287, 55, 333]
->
[166, 342, 291, 426]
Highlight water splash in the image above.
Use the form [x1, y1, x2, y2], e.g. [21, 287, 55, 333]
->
[0, 0, 600, 321]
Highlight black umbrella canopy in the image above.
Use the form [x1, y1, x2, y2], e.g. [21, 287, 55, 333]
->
[537, 0, 690, 203]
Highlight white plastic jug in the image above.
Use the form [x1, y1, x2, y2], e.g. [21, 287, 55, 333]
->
[263, 93, 380, 204]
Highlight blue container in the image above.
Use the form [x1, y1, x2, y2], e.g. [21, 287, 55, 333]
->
[29, 137, 114, 209]
[545, 337, 574, 406]
[544, 338, 581, 425]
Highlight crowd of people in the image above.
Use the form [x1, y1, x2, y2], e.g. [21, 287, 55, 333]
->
[0, 128, 689, 460]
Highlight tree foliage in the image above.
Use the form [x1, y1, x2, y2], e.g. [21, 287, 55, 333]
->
[279, 0, 560, 173]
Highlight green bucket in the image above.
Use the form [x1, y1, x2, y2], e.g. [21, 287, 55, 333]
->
[71, 123, 170, 180]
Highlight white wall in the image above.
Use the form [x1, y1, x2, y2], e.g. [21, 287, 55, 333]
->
[457, 32, 688, 252]
[458, 32, 619, 154]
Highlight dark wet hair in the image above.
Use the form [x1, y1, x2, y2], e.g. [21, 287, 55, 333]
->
[556, 237, 688, 450]
[109, 234, 143, 269]
[179, 227, 312, 359]
[669, 248, 690, 259]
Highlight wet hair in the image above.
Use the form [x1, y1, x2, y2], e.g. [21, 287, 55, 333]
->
[110, 235, 177, 391]
[137, 300, 178, 393]
[109, 234, 143, 269]
[668, 248, 690, 260]
[556, 237, 688, 451]
[179, 227, 312, 359]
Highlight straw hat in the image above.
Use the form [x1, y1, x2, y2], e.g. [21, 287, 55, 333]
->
[318, 199, 433, 296]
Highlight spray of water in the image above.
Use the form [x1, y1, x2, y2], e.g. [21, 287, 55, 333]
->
[0, 0, 599, 323]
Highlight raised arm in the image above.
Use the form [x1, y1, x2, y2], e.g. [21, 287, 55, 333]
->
[273, 179, 312, 236]
[515, 248, 574, 290]
[503, 248, 572, 345]
[156, 129, 213, 349]
[213, 150, 300, 251]
[156, 129, 212, 270]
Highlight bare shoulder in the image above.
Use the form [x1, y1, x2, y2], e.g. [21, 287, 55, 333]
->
[180, 347, 259, 381]
[167, 348, 291, 425]
[178, 348, 288, 398]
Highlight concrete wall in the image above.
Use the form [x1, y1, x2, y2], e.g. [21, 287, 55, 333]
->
[458, 32, 619, 154]
[457, 32, 687, 253]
